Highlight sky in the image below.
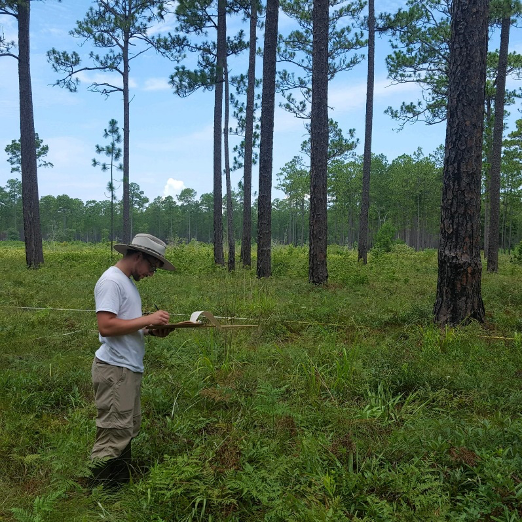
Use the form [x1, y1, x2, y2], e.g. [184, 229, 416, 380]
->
[1, 1, 521, 205]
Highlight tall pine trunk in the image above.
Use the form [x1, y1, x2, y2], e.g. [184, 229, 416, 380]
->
[18, 0, 44, 268]
[358, 0, 375, 265]
[122, 33, 131, 244]
[309, 0, 329, 285]
[224, 64, 235, 271]
[240, 0, 257, 268]
[434, 0, 488, 326]
[487, 13, 510, 272]
[213, 0, 226, 266]
[257, 0, 279, 278]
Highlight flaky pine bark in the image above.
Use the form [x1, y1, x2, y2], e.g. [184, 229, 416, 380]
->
[18, 0, 44, 268]
[487, 13, 510, 272]
[213, 0, 226, 266]
[240, 0, 257, 269]
[309, 0, 329, 284]
[122, 28, 131, 243]
[358, 0, 375, 265]
[483, 98, 492, 257]
[224, 64, 235, 271]
[257, 0, 279, 278]
[434, 0, 488, 326]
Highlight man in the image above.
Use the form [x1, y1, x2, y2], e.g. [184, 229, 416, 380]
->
[90, 233, 174, 489]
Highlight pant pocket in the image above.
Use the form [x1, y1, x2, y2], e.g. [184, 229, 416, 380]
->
[93, 360, 134, 429]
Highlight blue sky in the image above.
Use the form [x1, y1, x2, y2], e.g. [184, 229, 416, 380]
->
[1, 1, 521, 205]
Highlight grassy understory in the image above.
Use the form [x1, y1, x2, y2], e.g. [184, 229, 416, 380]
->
[1, 241, 522, 521]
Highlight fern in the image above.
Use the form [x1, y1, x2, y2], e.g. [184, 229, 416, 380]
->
[11, 490, 65, 522]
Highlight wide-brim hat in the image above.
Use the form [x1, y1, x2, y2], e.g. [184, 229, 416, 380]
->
[114, 233, 175, 271]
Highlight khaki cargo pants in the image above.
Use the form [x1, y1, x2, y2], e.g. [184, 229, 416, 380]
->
[91, 357, 142, 460]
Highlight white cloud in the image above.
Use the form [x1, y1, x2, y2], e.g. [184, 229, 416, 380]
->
[74, 70, 137, 90]
[36, 136, 111, 200]
[0, 16, 17, 43]
[0, 62, 19, 123]
[328, 77, 421, 115]
[135, 124, 213, 153]
[375, 79, 421, 97]
[376, 0, 408, 15]
[278, 10, 298, 31]
[142, 77, 171, 91]
[328, 82, 367, 113]
[270, 78, 422, 133]
[148, 11, 178, 36]
[46, 136, 91, 167]
[274, 104, 308, 133]
[163, 178, 186, 198]
[510, 41, 522, 54]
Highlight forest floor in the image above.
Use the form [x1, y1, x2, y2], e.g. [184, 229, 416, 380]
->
[1, 241, 522, 521]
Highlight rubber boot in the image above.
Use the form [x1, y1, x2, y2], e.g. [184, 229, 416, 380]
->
[90, 442, 132, 491]
[113, 441, 132, 487]
[90, 458, 119, 490]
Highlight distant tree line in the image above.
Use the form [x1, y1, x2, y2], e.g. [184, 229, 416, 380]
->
[2, 143, 522, 252]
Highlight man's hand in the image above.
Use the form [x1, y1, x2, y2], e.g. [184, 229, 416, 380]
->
[149, 327, 171, 338]
[147, 309, 170, 326]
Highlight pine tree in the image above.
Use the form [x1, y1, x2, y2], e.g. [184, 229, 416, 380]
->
[92, 119, 123, 253]
[257, 0, 279, 278]
[1, 0, 44, 267]
[5, 133, 53, 173]
[160, 0, 248, 266]
[240, 0, 258, 268]
[358, 0, 375, 264]
[47, 0, 169, 243]
[434, 0, 488, 326]
[308, 0, 329, 285]
[487, 0, 522, 271]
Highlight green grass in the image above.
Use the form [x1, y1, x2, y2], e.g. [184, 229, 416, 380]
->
[1, 241, 522, 521]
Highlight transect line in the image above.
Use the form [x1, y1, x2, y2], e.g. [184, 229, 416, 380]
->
[2, 306, 343, 327]
[1, 306, 515, 340]
[0, 305, 251, 321]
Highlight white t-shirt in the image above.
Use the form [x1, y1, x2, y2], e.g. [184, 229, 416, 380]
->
[94, 266, 145, 373]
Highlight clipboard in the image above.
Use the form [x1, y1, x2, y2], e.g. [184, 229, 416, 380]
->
[148, 310, 258, 330]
